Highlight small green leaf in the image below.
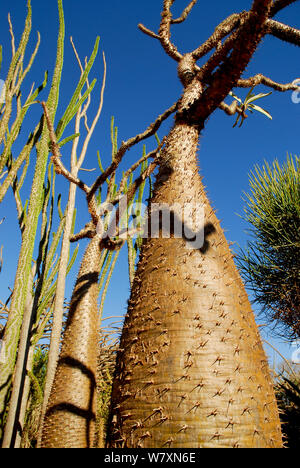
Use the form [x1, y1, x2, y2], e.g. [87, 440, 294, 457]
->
[58, 132, 80, 148]
[246, 91, 272, 105]
[250, 103, 272, 120]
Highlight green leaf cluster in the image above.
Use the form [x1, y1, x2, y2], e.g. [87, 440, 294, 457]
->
[238, 155, 300, 338]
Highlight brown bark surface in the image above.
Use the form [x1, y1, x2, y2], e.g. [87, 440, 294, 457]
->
[41, 235, 101, 448]
[108, 121, 282, 448]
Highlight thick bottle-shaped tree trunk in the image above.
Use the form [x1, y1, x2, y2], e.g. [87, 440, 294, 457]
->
[108, 119, 282, 448]
[41, 235, 101, 448]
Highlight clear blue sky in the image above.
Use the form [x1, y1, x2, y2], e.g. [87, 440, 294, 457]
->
[0, 0, 299, 366]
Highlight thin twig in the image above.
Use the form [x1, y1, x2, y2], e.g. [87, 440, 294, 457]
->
[266, 18, 300, 46]
[269, 0, 299, 17]
[8, 14, 16, 56]
[41, 101, 90, 194]
[236, 73, 299, 91]
[192, 13, 243, 61]
[158, 0, 183, 61]
[138, 24, 160, 40]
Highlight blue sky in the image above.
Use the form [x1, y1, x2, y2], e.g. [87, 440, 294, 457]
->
[0, 0, 299, 366]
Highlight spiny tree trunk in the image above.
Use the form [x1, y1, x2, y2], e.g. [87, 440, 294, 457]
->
[107, 118, 283, 448]
[40, 235, 102, 448]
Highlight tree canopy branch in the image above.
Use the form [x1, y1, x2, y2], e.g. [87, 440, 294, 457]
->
[266, 18, 300, 46]
[219, 100, 244, 117]
[237, 73, 299, 91]
[157, 0, 183, 61]
[41, 101, 90, 194]
[171, 0, 198, 24]
[189, 0, 273, 122]
[192, 13, 243, 61]
[138, 23, 160, 40]
[269, 0, 299, 17]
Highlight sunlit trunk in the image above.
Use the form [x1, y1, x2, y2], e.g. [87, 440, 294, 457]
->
[40, 235, 101, 448]
[107, 119, 282, 448]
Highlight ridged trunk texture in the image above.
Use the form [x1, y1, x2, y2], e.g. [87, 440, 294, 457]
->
[108, 121, 283, 448]
[41, 235, 101, 448]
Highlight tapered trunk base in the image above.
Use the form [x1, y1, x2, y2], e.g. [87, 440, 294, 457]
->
[41, 236, 101, 448]
[108, 122, 282, 448]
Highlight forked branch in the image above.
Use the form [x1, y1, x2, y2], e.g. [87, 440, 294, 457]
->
[237, 73, 299, 91]
[138, 0, 183, 61]
[42, 99, 170, 246]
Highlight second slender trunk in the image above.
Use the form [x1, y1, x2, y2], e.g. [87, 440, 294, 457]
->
[40, 235, 102, 448]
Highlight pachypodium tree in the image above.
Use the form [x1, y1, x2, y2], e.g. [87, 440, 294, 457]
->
[106, 0, 300, 449]
[39, 99, 169, 448]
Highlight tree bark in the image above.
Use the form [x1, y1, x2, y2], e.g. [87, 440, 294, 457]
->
[1, 271, 34, 448]
[37, 181, 77, 447]
[107, 119, 283, 448]
[40, 235, 102, 448]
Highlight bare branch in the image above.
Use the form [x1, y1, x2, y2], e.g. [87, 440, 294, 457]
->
[266, 18, 300, 46]
[237, 73, 299, 91]
[190, 0, 273, 122]
[171, 0, 198, 24]
[70, 222, 95, 243]
[77, 51, 107, 169]
[196, 25, 242, 83]
[219, 100, 244, 117]
[41, 101, 89, 194]
[138, 23, 160, 40]
[138, 1, 198, 61]
[70, 36, 84, 75]
[158, 0, 183, 61]
[192, 13, 243, 61]
[269, 0, 299, 17]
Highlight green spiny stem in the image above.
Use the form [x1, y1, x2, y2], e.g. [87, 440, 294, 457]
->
[0, 0, 32, 147]
[0, 0, 65, 439]
[99, 251, 120, 319]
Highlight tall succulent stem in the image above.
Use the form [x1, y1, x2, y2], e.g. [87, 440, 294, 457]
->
[0, 0, 65, 433]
